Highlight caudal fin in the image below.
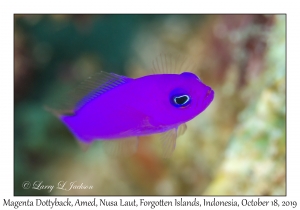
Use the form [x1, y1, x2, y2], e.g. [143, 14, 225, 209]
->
[43, 105, 62, 118]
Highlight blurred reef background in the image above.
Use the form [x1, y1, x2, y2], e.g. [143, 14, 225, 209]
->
[14, 14, 286, 195]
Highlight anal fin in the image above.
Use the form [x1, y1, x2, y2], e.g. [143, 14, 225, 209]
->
[78, 141, 92, 152]
[102, 137, 139, 157]
[77, 138, 93, 152]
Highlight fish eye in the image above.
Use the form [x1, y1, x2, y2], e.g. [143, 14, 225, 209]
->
[171, 94, 191, 107]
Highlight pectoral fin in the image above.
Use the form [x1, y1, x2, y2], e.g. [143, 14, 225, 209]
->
[177, 123, 187, 137]
[159, 128, 177, 158]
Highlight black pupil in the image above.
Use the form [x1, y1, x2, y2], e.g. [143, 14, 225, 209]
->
[175, 96, 188, 105]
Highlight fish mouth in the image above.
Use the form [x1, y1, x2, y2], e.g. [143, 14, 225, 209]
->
[200, 88, 214, 110]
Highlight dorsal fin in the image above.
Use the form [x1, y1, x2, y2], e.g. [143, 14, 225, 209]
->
[75, 72, 132, 111]
[47, 71, 133, 116]
[151, 54, 198, 75]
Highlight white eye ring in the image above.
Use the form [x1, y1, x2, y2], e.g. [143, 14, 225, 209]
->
[173, 95, 190, 106]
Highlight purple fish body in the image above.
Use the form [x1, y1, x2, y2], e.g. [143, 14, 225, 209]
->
[51, 60, 214, 156]
[61, 72, 213, 142]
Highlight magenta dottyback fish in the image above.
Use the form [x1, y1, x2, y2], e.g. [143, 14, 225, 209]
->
[48, 57, 214, 157]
